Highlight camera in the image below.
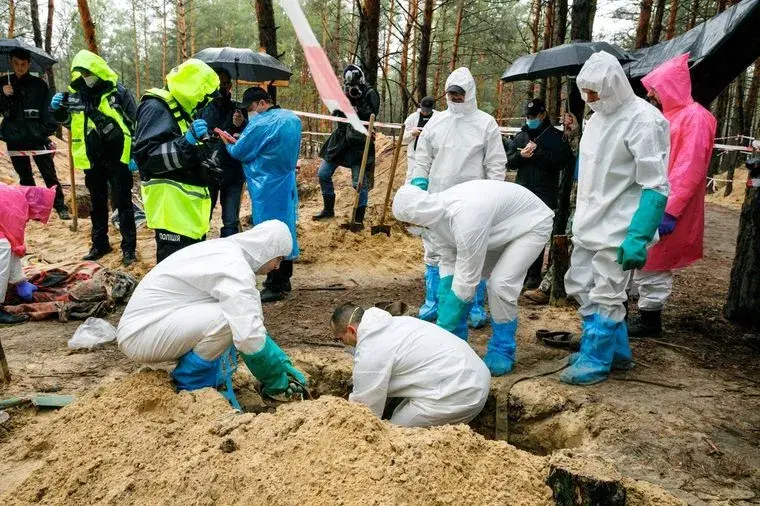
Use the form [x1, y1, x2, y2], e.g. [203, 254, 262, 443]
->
[61, 92, 85, 112]
[345, 84, 363, 99]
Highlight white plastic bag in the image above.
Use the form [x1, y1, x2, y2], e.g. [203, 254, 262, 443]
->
[68, 317, 117, 350]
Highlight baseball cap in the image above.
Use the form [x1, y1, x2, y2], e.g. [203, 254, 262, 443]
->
[242, 86, 271, 107]
[524, 98, 546, 117]
[445, 84, 466, 95]
[420, 96, 435, 113]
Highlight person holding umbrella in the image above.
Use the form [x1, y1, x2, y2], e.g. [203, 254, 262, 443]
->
[1, 47, 70, 219]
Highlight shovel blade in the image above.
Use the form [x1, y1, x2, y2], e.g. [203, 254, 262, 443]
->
[370, 225, 391, 236]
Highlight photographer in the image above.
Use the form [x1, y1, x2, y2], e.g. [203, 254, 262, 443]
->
[1, 48, 69, 219]
[313, 64, 380, 224]
[51, 50, 137, 266]
[132, 59, 221, 263]
[199, 68, 247, 238]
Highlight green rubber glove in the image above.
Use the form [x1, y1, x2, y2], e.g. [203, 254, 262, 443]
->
[410, 177, 429, 191]
[617, 189, 667, 271]
[436, 275, 469, 334]
[241, 335, 307, 397]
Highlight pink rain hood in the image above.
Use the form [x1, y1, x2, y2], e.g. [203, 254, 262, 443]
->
[641, 53, 717, 271]
[0, 184, 56, 257]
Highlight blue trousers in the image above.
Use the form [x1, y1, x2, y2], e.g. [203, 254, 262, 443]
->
[209, 180, 244, 238]
[318, 159, 369, 207]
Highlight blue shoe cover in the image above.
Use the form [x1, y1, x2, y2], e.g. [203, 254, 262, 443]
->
[468, 279, 488, 329]
[568, 316, 633, 371]
[560, 314, 617, 386]
[172, 346, 241, 410]
[483, 319, 517, 376]
[419, 264, 440, 321]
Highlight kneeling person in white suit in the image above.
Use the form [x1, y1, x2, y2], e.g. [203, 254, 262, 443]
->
[332, 303, 490, 427]
[117, 220, 307, 408]
[393, 180, 554, 376]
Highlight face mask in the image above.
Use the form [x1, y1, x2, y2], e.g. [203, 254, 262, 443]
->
[586, 98, 616, 115]
[447, 99, 466, 116]
[83, 75, 99, 88]
[526, 118, 541, 129]
[248, 109, 258, 119]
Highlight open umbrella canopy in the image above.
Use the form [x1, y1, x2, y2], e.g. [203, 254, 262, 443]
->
[501, 41, 634, 82]
[192, 47, 292, 84]
[0, 38, 56, 73]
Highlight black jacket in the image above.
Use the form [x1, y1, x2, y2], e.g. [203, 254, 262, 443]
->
[132, 96, 207, 187]
[52, 80, 137, 165]
[199, 94, 246, 185]
[506, 120, 573, 208]
[0, 73, 57, 148]
[319, 85, 380, 169]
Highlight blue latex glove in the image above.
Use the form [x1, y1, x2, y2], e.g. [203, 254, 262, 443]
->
[410, 177, 429, 191]
[241, 335, 307, 397]
[51, 92, 64, 111]
[617, 189, 667, 271]
[128, 159, 138, 172]
[657, 212, 677, 236]
[184, 119, 208, 145]
[437, 289, 470, 336]
[16, 281, 38, 302]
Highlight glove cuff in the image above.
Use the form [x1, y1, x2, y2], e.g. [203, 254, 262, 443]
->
[410, 177, 429, 191]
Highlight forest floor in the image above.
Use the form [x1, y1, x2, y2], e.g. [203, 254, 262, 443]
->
[0, 138, 758, 504]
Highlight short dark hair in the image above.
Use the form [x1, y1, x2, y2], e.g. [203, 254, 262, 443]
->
[241, 86, 273, 107]
[215, 68, 232, 80]
[10, 48, 31, 61]
[331, 303, 364, 333]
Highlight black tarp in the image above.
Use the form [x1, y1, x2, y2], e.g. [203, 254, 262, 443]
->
[625, 0, 760, 105]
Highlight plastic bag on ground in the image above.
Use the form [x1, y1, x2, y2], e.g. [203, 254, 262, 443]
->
[68, 317, 118, 350]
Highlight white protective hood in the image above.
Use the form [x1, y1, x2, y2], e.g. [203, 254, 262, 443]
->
[445, 67, 478, 116]
[392, 184, 446, 228]
[576, 51, 636, 116]
[224, 219, 292, 272]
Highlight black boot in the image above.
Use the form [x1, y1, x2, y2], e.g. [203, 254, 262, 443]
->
[260, 287, 286, 303]
[56, 206, 71, 220]
[354, 206, 367, 224]
[313, 195, 335, 220]
[83, 245, 113, 261]
[628, 309, 662, 338]
[122, 250, 137, 267]
[0, 308, 29, 325]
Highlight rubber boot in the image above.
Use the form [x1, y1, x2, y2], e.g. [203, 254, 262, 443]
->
[468, 279, 488, 329]
[171, 347, 241, 409]
[627, 309, 662, 338]
[312, 195, 335, 220]
[560, 313, 617, 385]
[483, 319, 518, 376]
[418, 264, 440, 321]
[568, 314, 633, 371]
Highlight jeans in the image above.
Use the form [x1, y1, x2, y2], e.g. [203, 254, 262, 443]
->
[209, 180, 243, 237]
[10, 150, 66, 211]
[84, 161, 136, 253]
[318, 160, 369, 207]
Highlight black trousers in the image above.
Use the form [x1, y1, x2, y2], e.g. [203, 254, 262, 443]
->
[84, 161, 136, 253]
[10, 150, 66, 211]
[155, 229, 204, 263]
[264, 259, 293, 293]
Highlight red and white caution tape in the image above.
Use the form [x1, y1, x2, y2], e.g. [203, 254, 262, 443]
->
[293, 110, 402, 130]
[5, 148, 58, 157]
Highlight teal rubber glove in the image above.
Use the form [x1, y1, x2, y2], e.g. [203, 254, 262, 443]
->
[185, 119, 208, 145]
[436, 283, 470, 334]
[241, 335, 307, 397]
[51, 92, 64, 111]
[410, 177, 429, 191]
[617, 189, 667, 271]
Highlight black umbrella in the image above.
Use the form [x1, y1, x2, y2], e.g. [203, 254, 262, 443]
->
[0, 38, 57, 74]
[192, 47, 292, 84]
[501, 41, 634, 83]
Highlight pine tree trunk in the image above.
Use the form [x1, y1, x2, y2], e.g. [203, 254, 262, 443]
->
[548, 0, 568, 122]
[381, 0, 394, 114]
[400, 0, 414, 117]
[570, 0, 595, 41]
[635, 0, 654, 48]
[450, 0, 464, 72]
[415, 0, 433, 100]
[77, 0, 99, 54]
[432, 4, 447, 100]
[132, 0, 142, 96]
[745, 60, 760, 137]
[44, 0, 60, 137]
[335, 0, 342, 69]
[255, 0, 279, 101]
[529, 0, 542, 97]
[189, 0, 196, 55]
[539, 0, 555, 103]
[666, 0, 679, 39]
[176, 0, 188, 61]
[687, 0, 699, 28]
[357, 0, 381, 88]
[30, 0, 43, 47]
[650, 0, 666, 45]
[7, 0, 15, 38]
[409, 0, 419, 99]
[724, 74, 746, 197]
[143, 6, 150, 88]
[162, 0, 168, 80]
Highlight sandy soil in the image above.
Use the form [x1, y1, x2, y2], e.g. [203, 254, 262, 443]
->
[1, 140, 759, 504]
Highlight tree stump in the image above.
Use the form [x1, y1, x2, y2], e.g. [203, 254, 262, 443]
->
[546, 457, 627, 506]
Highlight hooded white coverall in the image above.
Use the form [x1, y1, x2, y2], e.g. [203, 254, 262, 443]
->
[403, 109, 435, 183]
[411, 67, 507, 266]
[566, 52, 670, 322]
[117, 220, 292, 362]
[349, 307, 491, 427]
[393, 180, 554, 322]
[0, 240, 25, 302]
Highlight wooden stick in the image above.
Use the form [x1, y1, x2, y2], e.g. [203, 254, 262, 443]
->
[0, 338, 11, 383]
[349, 114, 375, 224]
[376, 123, 406, 227]
[630, 337, 698, 353]
[67, 130, 78, 232]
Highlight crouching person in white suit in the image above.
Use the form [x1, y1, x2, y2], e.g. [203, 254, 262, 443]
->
[117, 220, 307, 408]
[332, 303, 490, 427]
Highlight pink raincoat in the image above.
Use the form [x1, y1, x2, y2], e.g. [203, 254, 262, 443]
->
[0, 184, 56, 257]
[641, 53, 717, 271]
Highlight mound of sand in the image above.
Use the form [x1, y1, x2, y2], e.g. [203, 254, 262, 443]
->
[705, 167, 750, 211]
[0, 371, 554, 505]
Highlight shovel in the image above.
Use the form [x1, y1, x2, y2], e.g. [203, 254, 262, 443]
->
[340, 114, 376, 233]
[371, 124, 406, 236]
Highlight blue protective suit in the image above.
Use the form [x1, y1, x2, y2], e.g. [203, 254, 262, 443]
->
[227, 106, 302, 259]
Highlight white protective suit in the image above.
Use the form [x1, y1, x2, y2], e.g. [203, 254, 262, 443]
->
[566, 51, 670, 322]
[411, 67, 506, 266]
[0, 238, 26, 302]
[117, 220, 292, 362]
[349, 307, 491, 427]
[403, 109, 432, 183]
[393, 180, 554, 321]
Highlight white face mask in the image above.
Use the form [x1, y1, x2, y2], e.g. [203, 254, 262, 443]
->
[586, 98, 615, 115]
[248, 109, 258, 120]
[447, 99, 467, 116]
[83, 75, 99, 88]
